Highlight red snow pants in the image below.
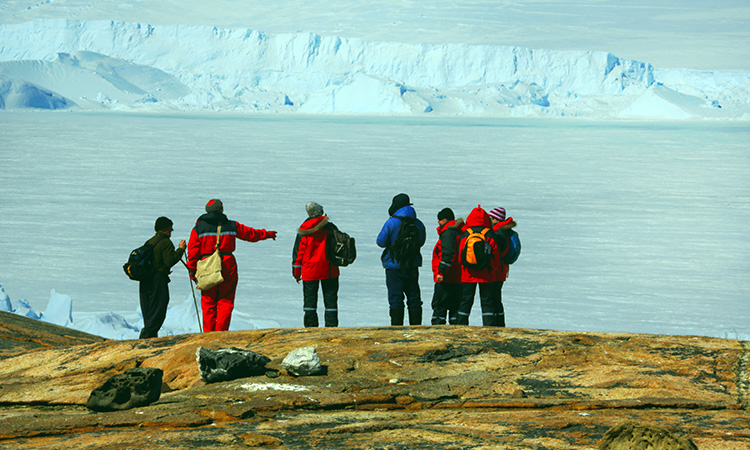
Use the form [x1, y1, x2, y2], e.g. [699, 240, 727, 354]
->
[200, 257, 239, 332]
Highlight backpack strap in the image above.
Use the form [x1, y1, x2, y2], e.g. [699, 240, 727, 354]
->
[214, 225, 222, 251]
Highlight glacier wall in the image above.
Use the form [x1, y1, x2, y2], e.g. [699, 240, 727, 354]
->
[0, 19, 748, 119]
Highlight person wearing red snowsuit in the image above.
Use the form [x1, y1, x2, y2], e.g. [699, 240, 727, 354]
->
[489, 207, 517, 328]
[457, 205, 506, 326]
[186, 199, 277, 332]
[430, 208, 464, 325]
[292, 202, 340, 328]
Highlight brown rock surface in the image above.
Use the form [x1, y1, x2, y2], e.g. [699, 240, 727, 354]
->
[0, 318, 748, 449]
[0, 310, 105, 354]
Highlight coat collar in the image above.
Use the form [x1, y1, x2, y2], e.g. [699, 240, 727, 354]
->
[298, 215, 329, 235]
[437, 217, 465, 235]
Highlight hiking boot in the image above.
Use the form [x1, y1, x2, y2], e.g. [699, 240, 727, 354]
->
[390, 307, 405, 326]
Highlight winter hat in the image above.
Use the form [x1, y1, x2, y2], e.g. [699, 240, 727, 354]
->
[154, 216, 173, 232]
[489, 207, 506, 222]
[388, 193, 412, 216]
[205, 199, 223, 213]
[437, 207, 455, 222]
[305, 201, 324, 218]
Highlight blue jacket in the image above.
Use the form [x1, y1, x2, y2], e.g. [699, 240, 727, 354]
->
[376, 205, 427, 269]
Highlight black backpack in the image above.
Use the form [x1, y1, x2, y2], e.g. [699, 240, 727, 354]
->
[327, 229, 357, 267]
[123, 243, 155, 281]
[390, 217, 420, 265]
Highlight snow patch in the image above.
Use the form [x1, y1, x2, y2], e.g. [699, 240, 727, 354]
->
[236, 383, 310, 392]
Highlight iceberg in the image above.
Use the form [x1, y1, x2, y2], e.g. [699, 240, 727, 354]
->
[1, 19, 746, 119]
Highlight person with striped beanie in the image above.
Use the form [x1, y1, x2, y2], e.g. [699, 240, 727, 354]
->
[488, 206, 517, 327]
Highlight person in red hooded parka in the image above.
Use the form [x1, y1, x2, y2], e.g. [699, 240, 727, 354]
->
[292, 201, 341, 328]
[187, 199, 277, 332]
[457, 205, 506, 326]
[430, 207, 464, 325]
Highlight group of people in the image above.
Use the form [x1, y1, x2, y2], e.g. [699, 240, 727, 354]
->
[136, 194, 517, 338]
[376, 194, 517, 328]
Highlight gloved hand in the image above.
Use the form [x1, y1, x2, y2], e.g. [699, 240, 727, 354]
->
[267, 230, 278, 240]
[293, 266, 301, 283]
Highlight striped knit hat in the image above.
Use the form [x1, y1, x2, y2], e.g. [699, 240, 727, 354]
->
[488, 207, 506, 222]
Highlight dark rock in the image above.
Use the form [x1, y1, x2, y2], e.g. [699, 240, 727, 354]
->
[196, 347, 271, 383]
[599, 421, 698, 450]
[86, 367, 162, 412]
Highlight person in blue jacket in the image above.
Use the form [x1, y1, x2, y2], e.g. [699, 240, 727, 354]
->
[376, 193, 427, 326]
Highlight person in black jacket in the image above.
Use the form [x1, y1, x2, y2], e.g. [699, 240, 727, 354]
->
[139, 216, 186, 339]
[431, 208, 464, 325]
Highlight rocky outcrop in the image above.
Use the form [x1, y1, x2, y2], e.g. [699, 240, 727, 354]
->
[0, 310, 105, 354]
[0, 325, 747, 449]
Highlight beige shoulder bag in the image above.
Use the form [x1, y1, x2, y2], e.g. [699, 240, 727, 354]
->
[195, 225, 224, 290]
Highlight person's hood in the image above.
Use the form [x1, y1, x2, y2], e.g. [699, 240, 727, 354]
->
[297, 215, 329, 236]
[197, 211, 229, 226]
[465, 206, 491, 228]
[437, 218, 465, 235]
[391, 205, 416, 219]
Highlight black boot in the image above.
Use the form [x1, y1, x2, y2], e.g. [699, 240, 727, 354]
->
[390, 307, 405, 326]
[408, 307, 422, 326]
[303, 311, 319, 328]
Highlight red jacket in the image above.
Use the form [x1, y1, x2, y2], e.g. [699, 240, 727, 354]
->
[293, 215, 340, 281]
[459, 206, 501, 283]
[431, 218, 464, 284]
[186, 212, 274, 280]
[492, 217, 516, 282]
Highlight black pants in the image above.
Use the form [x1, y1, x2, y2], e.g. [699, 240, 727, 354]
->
[457, 281, 504, 326]
[303, 277, 339, 327]
[385, 268, 422, 325]
[139, 273, 170, 339]
[431, 282, 461, 325]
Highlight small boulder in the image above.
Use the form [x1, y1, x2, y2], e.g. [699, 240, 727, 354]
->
[86, 367, 162, 412]
[282, 346, 324, 376]
[600, 421, 698, 450]
[196, 347, 271, 383]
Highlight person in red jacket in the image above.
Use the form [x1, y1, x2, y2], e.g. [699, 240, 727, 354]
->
[292, 201, 341, 327]
[456, 205, 506, 326]
[488, 207, 517, 327]
[431, 208, 464, 325]
[187, 199, 277, 332]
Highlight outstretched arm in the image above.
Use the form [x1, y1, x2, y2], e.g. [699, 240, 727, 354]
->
[236, 221, 277, 242]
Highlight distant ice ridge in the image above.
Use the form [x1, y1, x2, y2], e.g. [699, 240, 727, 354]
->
[0, 19, 748, 119]
[0, 282, 748, 342]
[0, 282, 277, 340]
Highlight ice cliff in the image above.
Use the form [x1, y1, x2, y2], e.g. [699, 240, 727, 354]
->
[1, 19, 748, 119]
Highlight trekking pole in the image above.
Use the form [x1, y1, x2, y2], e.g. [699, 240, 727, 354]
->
[181, 257, 203, 333]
